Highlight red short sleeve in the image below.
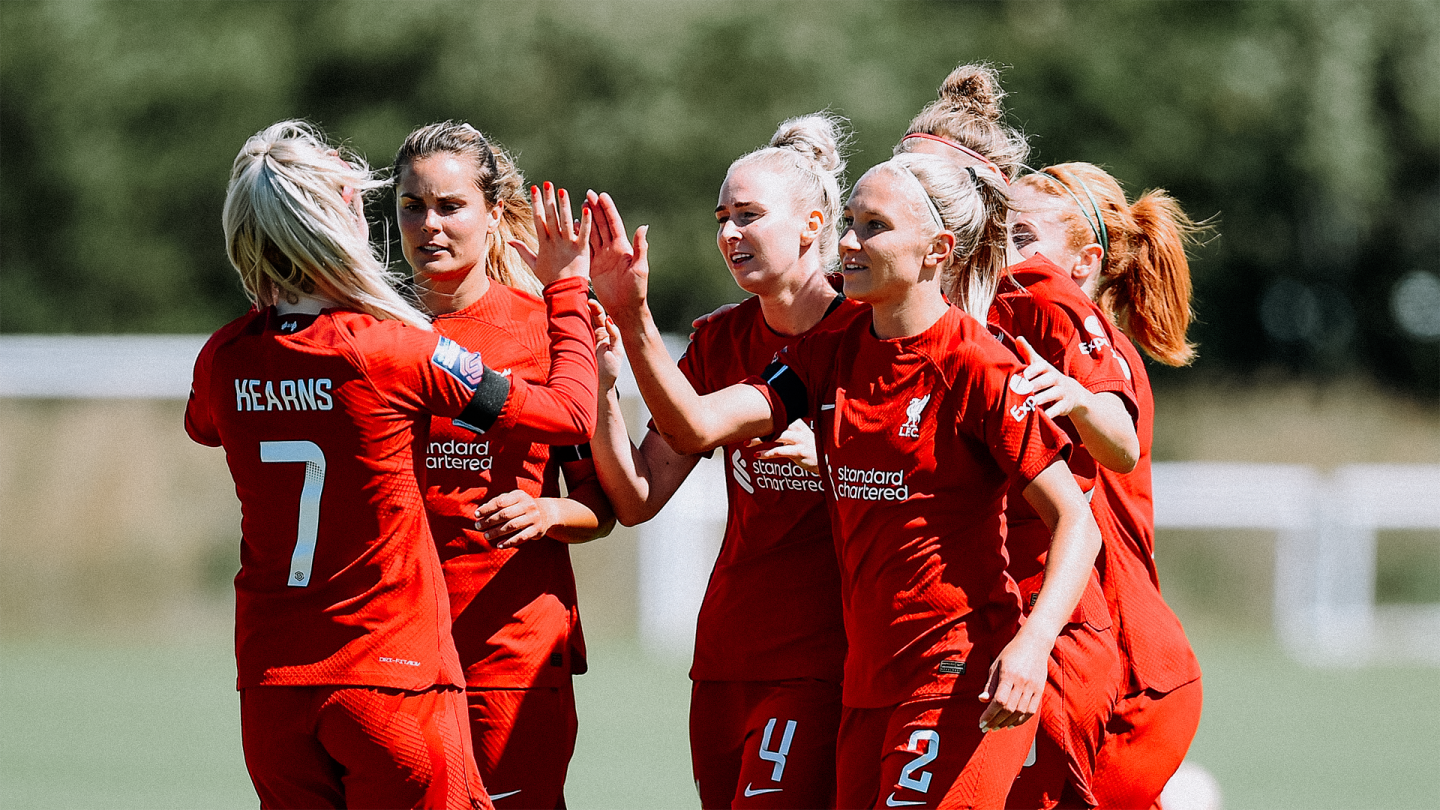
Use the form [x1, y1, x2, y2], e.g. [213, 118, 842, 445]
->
[184, 336, 222, 447]
[1030, 302, 1139, 423]
[972, 343, 1072, 484]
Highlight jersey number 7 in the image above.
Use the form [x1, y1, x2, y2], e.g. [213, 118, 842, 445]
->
[260, 440, 326, 588]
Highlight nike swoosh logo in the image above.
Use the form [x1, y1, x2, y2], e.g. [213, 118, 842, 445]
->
[885, 793, 925, 807]
[743, 784, 783, 797]
[490, 789, 522, 801]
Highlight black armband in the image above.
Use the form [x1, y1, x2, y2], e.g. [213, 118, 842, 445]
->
[551, 443, 592, 463]
[454, 366, 512, 433]
[760, 359, 808, 427]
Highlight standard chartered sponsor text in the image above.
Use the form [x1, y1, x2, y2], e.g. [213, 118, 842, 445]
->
[427, 438, 493, 471]
[751, 458, 824, 493]
[834, 465, 909, 501]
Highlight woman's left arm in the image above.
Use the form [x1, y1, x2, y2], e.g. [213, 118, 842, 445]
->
[474, 458, 616, 549]
[1017, 336, 1138, 473]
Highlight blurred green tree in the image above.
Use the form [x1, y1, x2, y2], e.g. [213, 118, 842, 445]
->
[1, 0, 1435, 397]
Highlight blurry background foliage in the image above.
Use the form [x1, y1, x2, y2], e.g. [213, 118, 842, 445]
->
[2, 0, 1436, 399]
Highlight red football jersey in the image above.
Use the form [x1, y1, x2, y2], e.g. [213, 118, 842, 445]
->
[751, 306, 1072, 708]
[185, 307, 494, 691]
[422, 278, 598, 689]
[1090, 333, 1201, 694]
[988, 254, 1138, 590]
[678, 294, 866, 683]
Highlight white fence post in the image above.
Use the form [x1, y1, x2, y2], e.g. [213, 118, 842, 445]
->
[1151, 463, 1326, 659]
[1324, 464, 1440, 665]
[1152, 461, 1440, 665]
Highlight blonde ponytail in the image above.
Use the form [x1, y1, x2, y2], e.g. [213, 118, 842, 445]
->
[223, 120, 431, 329]
[885, 154, 1011, 322]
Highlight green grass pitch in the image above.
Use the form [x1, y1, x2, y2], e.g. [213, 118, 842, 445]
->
[1, 630, 1436, 809]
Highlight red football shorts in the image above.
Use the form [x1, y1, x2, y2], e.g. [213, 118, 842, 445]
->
[1007, 577, 1123, 809]
[464, 683, 578, 809]
[239, 684, 491, 810]
[690, 678, 843, 809]
[1090, 678, 1203, 810]
[836, 667, 1038, 810]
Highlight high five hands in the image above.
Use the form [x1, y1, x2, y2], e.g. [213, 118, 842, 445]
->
[589, 299, 623, 394]
[585, 191, 651, 321]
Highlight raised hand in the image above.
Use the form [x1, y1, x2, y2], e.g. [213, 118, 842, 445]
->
[585, 190, 651, 322]
[509, 182, 592, 286]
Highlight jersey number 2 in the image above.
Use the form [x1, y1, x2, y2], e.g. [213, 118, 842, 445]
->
[260, 440, 326, 588]
[897, 729, 939, 793]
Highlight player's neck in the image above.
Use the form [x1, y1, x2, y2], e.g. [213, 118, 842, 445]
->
[870, 286, 948, 341]
[275, 291, 340, 315]
[422, 267, 491, 316]
[757, 270, 839, 337]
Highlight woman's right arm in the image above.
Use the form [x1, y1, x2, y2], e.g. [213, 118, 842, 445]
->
[183, 336, 222, 447]
[587, 191, 775, 455]
[590, 302, 703, 526]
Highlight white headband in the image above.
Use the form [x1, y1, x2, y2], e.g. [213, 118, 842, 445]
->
[886, 161, 945, 229]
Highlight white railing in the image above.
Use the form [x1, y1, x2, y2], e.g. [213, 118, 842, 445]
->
[0, 335, 205, 398]
[1155, 462, 1440, 665]
[4, 335, 1436, 666]
[641, 457, 1440, 666]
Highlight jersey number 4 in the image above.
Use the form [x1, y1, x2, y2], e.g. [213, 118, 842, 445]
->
[260, 440, 326, 588]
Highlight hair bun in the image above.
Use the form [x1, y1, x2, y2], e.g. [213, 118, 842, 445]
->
[938, 63, 1004, 123]
[769, 112, 848, 175]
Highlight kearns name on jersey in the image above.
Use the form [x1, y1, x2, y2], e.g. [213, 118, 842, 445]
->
[234, 378, 334, 412]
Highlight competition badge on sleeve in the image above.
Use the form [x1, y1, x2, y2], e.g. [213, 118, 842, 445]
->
[430, 336, 486, 392]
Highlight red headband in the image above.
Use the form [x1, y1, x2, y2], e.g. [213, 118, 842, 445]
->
[900, 133, 1009, 186]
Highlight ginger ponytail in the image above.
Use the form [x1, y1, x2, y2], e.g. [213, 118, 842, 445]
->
[1116, 188, 1198, 366]
[1020, 163, 1200, 366]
